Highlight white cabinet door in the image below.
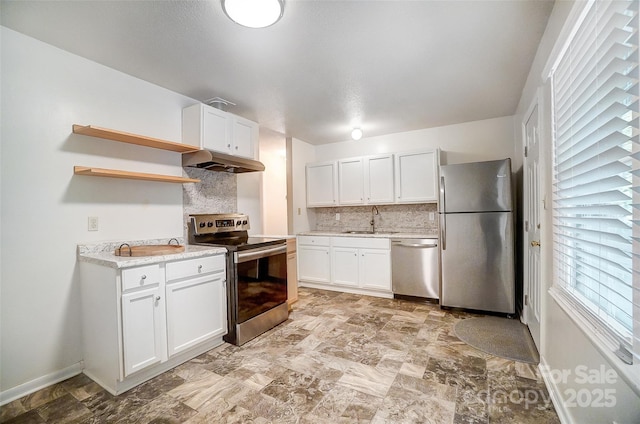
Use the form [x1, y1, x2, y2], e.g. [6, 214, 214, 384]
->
[203, 106, 231, 154]
[338, 158, 364, 205]
[121, 286, 164, 376]
[165, 273, 227, 357]
[395, 150, 438, 203]
[365, 155, 395, 204]
[231, 115, 257, 159]
[298, 245, 331, 283]
[359, 249, 391, 291]
[332, 247, 359, 287]
[306, 162, 337, 207]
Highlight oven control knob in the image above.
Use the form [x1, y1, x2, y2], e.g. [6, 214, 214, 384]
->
[207, 222, 214, 227]
[242, 220, 248, 225]
[199, 222, 206, 228]
[236, 220, 241, 226]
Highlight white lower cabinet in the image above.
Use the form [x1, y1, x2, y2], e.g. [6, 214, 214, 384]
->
[297, 236, 331, 283]
[359, 249, 392, 291]
[332, 247, 359, 287]
[80, 253, 227, 395]
[297, 235, 391, 297]
[165, 272, 226, 357]
[121, 286, 165, 376]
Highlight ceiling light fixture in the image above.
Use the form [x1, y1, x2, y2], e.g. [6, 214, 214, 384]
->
[221, 0, 284, 29]
[351, 128, 363, 141]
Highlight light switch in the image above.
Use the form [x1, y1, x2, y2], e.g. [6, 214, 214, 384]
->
[88, 216, 99, 231]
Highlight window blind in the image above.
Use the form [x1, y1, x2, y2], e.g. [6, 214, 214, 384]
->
[552, 0, 639, 361]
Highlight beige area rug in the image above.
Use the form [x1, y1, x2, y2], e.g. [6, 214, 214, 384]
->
[454, 316, 540, 364]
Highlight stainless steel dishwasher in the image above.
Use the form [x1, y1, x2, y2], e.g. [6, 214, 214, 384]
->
[391, 238, 439, 300]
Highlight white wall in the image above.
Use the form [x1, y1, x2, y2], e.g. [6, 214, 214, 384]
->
[314, 115, 517, 165]
[514, 2, 640, 423]
[290, 137, 316, 233]
[0, 27, 196, 398]
[259, 129, 287, 235]
[237, 172, 263, 235]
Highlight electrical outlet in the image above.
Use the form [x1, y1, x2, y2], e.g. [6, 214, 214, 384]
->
[429, 212, 435, 220]
[88, 216, 99, 231]
[336, 213, 340, 221]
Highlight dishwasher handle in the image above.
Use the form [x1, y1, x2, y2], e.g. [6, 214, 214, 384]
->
[391, 240, 438, 248]
[394, 243, 437, 248]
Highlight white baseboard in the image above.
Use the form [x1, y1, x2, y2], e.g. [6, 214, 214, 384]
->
[0, 362, 84, 406]
[539, 355, 573, 424]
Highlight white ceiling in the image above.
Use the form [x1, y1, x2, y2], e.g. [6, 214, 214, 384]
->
[1, 0, 554, 144]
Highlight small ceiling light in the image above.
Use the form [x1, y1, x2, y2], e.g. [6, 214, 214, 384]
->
[351, 128, 363, 141]
[222, 0, 284, 28]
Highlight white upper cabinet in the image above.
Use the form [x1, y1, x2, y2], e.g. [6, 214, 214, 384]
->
[339, 155, 394, 205]
[231, 115, 258, 158]
[364, 154, 395, 204]
[306, 162, 338, 207]
[338, 158, 364, 205]
[395, 149, 439, 203]
[182, 103, 258, 159]
[306, 150, 438, 207]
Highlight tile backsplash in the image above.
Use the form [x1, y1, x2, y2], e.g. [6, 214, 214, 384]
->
[182, 168, 237, 236]
[314, 203, 439, 234]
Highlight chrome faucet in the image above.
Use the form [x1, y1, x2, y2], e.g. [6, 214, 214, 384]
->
[370, 205, 379, 232]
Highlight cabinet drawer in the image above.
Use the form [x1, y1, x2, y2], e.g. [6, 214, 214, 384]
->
[122, 264, 161, 292]
[297, 235, 330, 247]
[166, 254, 225, 281]
[331, 237, 390, 250]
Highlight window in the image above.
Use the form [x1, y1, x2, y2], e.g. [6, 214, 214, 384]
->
[551, 0, 638, 363]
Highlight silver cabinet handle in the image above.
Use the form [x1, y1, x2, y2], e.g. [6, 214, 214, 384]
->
[141, 275, 147, 280]
[198, 265, 203, 272]
[155, 296, 161, 301]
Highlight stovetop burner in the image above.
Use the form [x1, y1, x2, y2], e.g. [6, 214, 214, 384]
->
[187, 213, 286, 251]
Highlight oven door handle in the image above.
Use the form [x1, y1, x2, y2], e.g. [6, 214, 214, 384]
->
[234, 244, 287, 263]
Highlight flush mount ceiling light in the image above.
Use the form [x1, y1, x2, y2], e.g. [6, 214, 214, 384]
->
[351, 128, 363, 141]
[222, 0, 284, 28]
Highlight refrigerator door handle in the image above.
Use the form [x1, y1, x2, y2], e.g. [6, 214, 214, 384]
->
[440, 176, 446, 250]
[440, 176, 446, 210]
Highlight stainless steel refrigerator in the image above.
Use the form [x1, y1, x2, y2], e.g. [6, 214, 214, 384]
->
[439, 159, 515, 314]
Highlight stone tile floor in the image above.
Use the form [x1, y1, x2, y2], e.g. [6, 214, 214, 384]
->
[1, 288, 560, 423]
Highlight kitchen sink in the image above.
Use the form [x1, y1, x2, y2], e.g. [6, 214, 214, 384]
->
[343, 230, 375, 234]
[342, 230, 398, 235]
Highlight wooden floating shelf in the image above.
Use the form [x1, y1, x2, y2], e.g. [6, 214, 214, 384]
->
[73, 124, 200, 153]
[74, 166, 200, 184]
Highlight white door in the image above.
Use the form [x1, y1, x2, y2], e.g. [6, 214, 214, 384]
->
[332, 247, 359, 287]
[165, 273, 227, 357]
[338, 158, 364, 205]
[231, 116, 256, 158]
[359, 249, 391, 291]
[306, 162, 337, 207]
[297, 245, 331, 283]
[524, 103, 541, 350]
[365, 155, 395, 204]
[202, 106, 231, 153]
[121, 286, 164, 376]
[395, 150, 438, 203]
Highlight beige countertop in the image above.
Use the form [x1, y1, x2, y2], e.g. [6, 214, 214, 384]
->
[77, 238, 226, 269]
[297, 231, 438, 239]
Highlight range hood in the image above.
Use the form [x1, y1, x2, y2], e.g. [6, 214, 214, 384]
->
[182, 149, 265, 173]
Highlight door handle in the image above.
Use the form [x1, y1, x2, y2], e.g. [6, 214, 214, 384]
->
[530, 240, 540, 247]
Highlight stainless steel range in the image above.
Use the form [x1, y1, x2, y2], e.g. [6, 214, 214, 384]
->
[188, 213, 288, 345]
